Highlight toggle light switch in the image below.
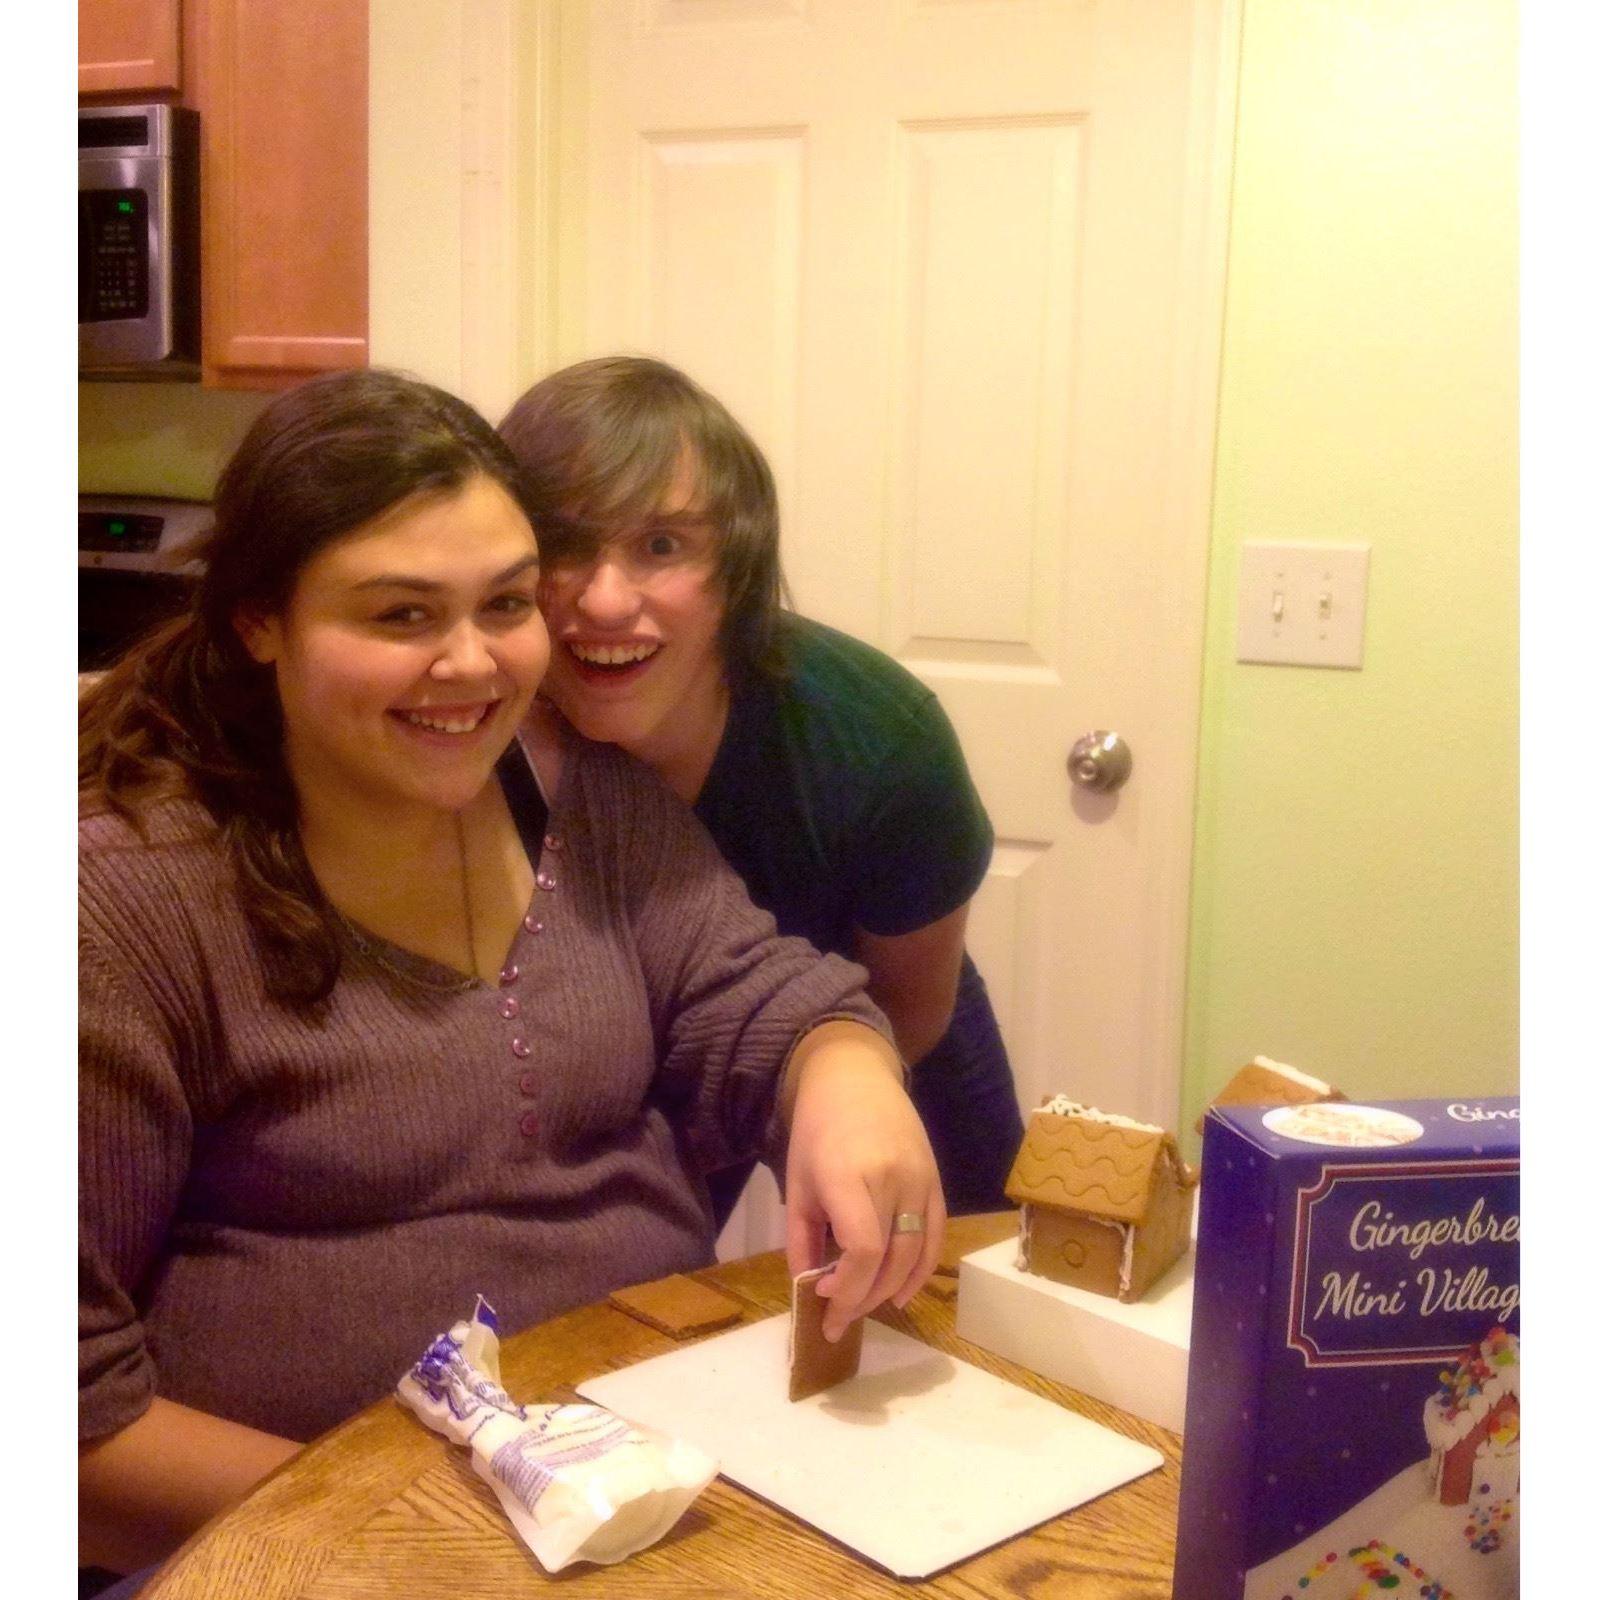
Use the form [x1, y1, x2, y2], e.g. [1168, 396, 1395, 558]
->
[1236, 542, 1370, 669]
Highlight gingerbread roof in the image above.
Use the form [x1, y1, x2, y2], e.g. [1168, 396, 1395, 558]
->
[1212, 1056, 1343, 1109]
[1004, 1102, 1194, 1224]
[1197, 1056, 1346, 1135]
[1422, 1327, 1520, 1452]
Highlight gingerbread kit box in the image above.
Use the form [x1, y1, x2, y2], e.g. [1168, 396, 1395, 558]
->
[1173, 1097, 1520, 1600]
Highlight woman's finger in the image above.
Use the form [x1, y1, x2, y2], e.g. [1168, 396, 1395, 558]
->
[784, 1189, 828, 1282]
[814, 1192, 891, 1341]
[859, 1181, 946, 1315]
[893, 1183, 947, 1308]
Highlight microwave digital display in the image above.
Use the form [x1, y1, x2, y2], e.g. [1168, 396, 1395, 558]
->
[80, 190, 151, 323]
[79, 114, 152, 150]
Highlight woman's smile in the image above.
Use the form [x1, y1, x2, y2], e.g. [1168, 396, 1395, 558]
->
[390, 699, 503, 738]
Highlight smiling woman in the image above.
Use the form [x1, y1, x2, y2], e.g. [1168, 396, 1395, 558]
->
[77, 369, 944, 1580]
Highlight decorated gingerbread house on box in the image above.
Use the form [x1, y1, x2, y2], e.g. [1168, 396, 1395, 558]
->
[1004, 1096, 1198, 1302]
[1425, 1326, 1519, 1507]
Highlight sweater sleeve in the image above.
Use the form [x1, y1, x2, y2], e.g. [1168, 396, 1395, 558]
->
[602, 755, 897, 1178]
[78, 925, 195, 1444]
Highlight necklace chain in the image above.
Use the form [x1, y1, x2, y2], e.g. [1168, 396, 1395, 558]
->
[336, 913, 478, 993]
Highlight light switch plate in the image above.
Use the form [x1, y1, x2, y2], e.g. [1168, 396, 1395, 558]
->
[1236, 541, 1370, 669]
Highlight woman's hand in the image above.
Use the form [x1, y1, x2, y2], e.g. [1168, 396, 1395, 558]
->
[781, 1020, 946, 1341]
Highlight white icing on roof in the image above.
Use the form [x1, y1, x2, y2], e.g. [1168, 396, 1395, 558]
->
[1038, 1095, 1161, 1134]
[1251, 1055, 1333, 1094]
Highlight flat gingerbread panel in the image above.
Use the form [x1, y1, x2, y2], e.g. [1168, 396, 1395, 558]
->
[609, 1273, 745, 1339]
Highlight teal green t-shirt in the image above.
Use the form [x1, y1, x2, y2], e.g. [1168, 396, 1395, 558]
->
[694, 615, 1022, 1213]
[694, 615, 993, 954]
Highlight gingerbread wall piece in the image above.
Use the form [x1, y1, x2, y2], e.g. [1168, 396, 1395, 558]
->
[1196, 1055, 1346, 1135]
[1005, 1097, 1198, 1302]
[788, 1266, 864, 1401]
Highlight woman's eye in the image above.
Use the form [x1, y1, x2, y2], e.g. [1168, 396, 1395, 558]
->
[485, 590, 537, 618]
[643, 531, 682, 560]
[374, 604, 429, 627]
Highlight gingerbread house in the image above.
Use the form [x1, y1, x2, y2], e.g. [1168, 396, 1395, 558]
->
[1423, 1326, 1520, 1506]
[1005, 1097, 1198, 1302]
[1195, 1055, 1346, 1136]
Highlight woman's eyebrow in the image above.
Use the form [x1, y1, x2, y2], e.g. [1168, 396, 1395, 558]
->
[492, 553, 542, 582]
[350, 554, 540, 593]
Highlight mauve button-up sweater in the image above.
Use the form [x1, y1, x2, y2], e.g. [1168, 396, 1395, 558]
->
[79, 736, 887, 1444]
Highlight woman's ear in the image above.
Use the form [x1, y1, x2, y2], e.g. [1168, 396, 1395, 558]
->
[233, 608, 283, 665]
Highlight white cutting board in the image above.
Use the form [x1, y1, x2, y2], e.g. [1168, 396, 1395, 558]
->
[576, 1313, 1163, 1578]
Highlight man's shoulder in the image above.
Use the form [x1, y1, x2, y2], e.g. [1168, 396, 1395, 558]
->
[769, 615, 937, 736]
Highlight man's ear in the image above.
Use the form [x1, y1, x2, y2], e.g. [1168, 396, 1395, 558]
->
[233, 608, 282, 665]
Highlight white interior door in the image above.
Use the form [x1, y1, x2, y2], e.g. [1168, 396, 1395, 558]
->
[550, 0, 1238, 1256]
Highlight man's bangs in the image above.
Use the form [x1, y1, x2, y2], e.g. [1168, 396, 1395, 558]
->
[564, 413, 697, 538]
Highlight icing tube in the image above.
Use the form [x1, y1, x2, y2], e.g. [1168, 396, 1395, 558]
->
[397, 1296, 718, 1570]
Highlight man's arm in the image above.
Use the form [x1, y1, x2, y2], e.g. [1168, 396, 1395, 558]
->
[851, 901, 970, 1066]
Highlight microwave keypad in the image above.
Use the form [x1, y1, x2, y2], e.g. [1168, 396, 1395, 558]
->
[80, 190, 150, 323]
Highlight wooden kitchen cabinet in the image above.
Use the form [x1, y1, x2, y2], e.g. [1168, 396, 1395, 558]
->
[79, 0, 182, 96]
[192, 0, 368, 386]
[78, 0, 369, 390]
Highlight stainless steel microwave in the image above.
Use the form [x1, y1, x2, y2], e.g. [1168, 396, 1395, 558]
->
[79, 103, 200, 376]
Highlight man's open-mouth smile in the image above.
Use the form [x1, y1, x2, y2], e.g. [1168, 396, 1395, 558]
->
[565, 640, 662, 684]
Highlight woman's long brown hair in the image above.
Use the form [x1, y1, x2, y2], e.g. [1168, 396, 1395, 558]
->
[80, 368, 535, 1006]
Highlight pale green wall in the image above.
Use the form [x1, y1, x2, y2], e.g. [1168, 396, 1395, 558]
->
[1181, 0, 1518, 1135]
[78, 384, 270, 500]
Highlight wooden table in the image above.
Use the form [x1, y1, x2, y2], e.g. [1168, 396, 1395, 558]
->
[145, 1216, 1183, 1598]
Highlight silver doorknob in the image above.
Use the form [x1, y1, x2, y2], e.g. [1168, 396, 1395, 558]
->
[1067, 731, 1132, 792]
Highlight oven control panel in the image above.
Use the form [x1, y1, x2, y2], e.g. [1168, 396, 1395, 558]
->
[78, 495, 209, 574]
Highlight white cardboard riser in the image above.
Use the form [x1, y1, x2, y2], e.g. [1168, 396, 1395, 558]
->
[954, 1237, 1195, 1435]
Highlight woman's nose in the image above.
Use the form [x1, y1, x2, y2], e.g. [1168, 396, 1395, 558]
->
[573, 557, 643, 624]
[428, 619, 496, 680]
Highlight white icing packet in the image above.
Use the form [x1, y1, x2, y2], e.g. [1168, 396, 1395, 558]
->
[397, 1296, 718, 1570]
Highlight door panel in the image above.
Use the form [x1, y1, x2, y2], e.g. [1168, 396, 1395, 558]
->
[557, 0, 1237, 1257]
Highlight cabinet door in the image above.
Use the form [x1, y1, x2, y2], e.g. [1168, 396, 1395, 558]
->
[197, 0, 367, 387]
[80, 0, 182, 96]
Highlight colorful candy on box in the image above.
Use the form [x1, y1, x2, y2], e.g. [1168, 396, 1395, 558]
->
[1173, 1097, 1519, 1600]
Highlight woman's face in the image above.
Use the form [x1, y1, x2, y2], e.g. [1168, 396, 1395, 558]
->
[536, 453, 728, 759]
[240, 473, 549, 819]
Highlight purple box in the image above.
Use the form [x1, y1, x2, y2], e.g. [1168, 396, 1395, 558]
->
[1173, 1098, 1520, 1600]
